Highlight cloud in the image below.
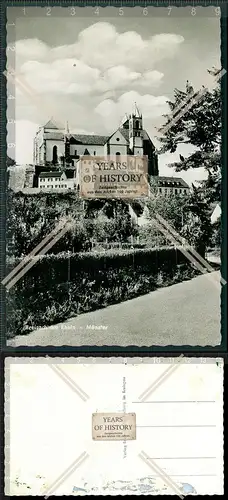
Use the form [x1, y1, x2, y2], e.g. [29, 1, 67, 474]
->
[49, 23, 184, 72]
[15, 22, 184, 97]
[15, 23, 184, 72]
[13, 22, 185, 164]
[18, 59, 164, 97]
[15, 38, 49, 63]
[19, 59, 100, 95]
[95, 90, 169, 129]
[138, 70, 164, 88]
[16, 23, 182, 70]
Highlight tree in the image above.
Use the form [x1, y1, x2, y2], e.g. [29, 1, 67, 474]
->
[147, 186, 189, 231]
[7, 191, 52, 257]
[7, 192, 137, 258]
[85, 199, 137, 243]
[181, 185, 213, 257]
[157, 70, 222, 255]
[130, 188, 191, 248]
[7, 192, 84, 257]
[145, 183, 212, 258]
[158, 72, 221, 199]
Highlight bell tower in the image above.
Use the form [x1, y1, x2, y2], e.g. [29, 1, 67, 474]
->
[129, 103, 144, 156]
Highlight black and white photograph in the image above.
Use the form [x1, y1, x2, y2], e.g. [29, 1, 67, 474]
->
[5, 5, 224, 347]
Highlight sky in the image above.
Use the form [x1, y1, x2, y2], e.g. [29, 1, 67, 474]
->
[6, 358, 223, 495]
[8, 6, 221, 185]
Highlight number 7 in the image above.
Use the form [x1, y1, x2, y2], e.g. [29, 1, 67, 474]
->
[167, 6, 172, 15]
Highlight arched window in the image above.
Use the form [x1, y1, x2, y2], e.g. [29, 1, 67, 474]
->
[135, 120, 139, 130]
[116, 152, 121, 160]
[52, 145, 58, 164]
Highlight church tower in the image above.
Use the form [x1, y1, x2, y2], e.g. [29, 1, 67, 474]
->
[129, 103, 144, 156]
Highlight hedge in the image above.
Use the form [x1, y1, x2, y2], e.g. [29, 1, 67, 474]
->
[6, 246, 201, 337]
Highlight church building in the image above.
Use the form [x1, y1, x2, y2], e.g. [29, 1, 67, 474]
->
[33, 105, 159, 191]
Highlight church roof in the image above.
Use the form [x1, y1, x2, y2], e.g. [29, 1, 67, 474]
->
[143, 130, 155, 144]
[68, 134, 109, 145]
[118, 128, 154, 145]
[42, 126, 156, 149]
[118, 128, 129, 142]
[44, 119, 63, 130]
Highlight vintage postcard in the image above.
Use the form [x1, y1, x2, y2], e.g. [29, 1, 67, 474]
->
[5, 357, 224, 495]
[3, 4, 226, 347]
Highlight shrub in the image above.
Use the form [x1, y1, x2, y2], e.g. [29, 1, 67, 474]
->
[6, 246, 201, 337]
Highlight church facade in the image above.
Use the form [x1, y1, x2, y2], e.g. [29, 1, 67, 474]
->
[33, 107, 159, 191]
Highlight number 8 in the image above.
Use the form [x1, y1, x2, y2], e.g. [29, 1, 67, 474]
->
[191, 7, 196, 16]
